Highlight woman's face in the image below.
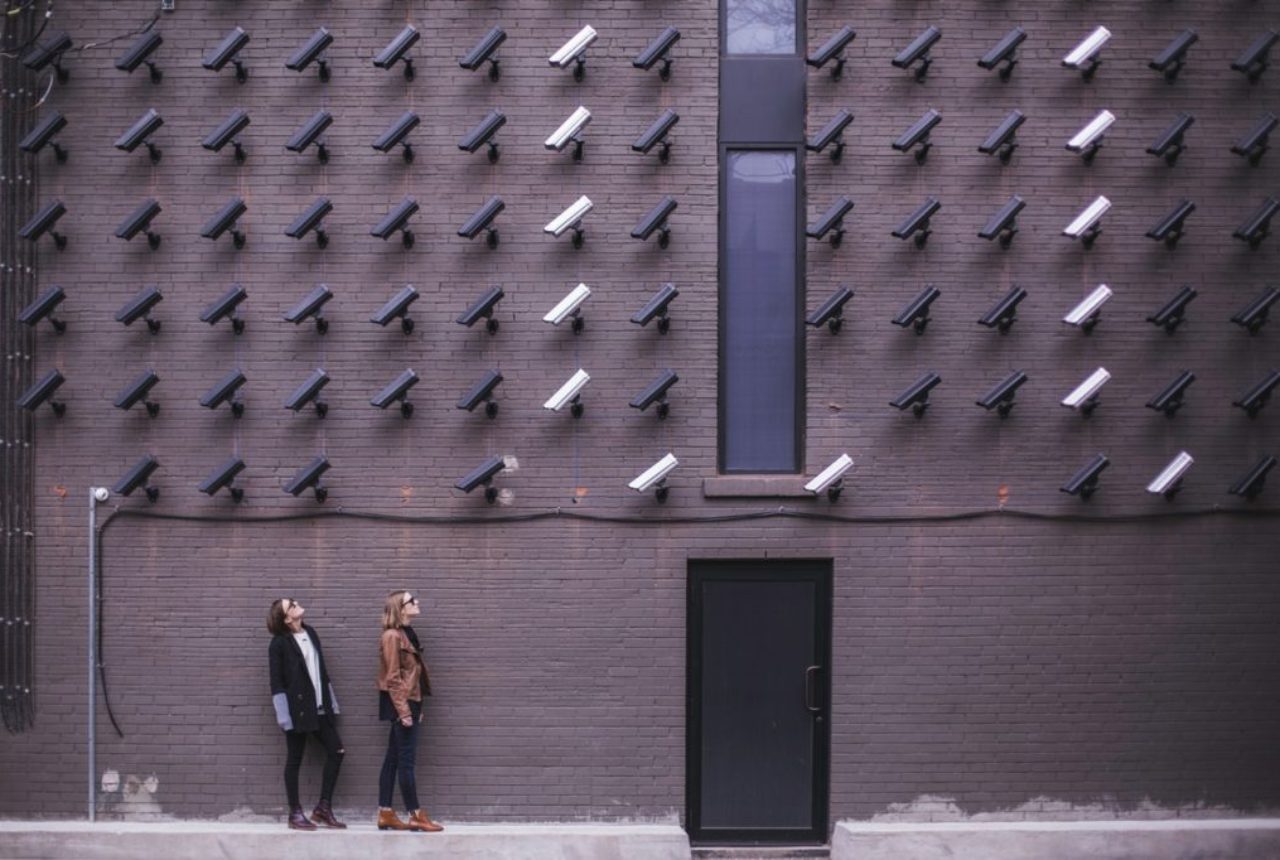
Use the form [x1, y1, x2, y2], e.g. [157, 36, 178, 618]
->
[283, 598, 305, 625]
[400, 593, 421, 622]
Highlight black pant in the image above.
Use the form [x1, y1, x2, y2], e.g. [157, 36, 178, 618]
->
[284, 713, 343, 810]
[378, 702, 421, 811]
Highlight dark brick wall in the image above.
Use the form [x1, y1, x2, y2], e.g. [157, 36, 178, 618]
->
[1, 0, 1278, 829]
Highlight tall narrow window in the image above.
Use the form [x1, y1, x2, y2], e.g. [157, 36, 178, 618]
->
[725, 0, 798, 55]
[721, 149, 800, 473]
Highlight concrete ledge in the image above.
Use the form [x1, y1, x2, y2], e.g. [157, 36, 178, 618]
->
[833, 818, 1280, 860]
[0, 822, 691, 860]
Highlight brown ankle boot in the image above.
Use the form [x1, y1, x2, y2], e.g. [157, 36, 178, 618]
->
[376, 807, 410, 831]
[287, 807, 317, 831]
[408, 809, 444, 832]
[311, 799, 346, 829]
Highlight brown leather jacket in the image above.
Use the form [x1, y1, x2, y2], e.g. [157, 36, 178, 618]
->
[378, 628, 431, 720]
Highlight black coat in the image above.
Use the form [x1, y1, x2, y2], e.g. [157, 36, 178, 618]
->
[268, 624, 338, 733]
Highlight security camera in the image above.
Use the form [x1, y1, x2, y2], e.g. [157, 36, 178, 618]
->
[457, 369, 504, 418]
[116, 286, 164, 334]
[1231, 30, 1278, 83]
[634, 27, 681, 80]
[549, 25, 598, 80]
[1061, 367, 1110, 415]
[806, 286, 854, 334]
[114, 109, 164, 162]
[1150, 29, 1198, 82]
[201, 197, 247, 248]
[21, 31, 73, 81]
[1233, 197, 1279, 248]
[1146, 370, 1196, 417]
[808, 26, 856, 79]
[16, 369, 66, 416]
[113, 455, 160, 502]
[19, 200, 68, 249]
[457, 286, 504, 334]
[1231, 112, 1276, 165]
[978, 27, 1026, 80]
[199, 456, 246, 502]
[202, 109, 250, 162]
[459, 196, 505, 248]
[804, 453, 853, 501]
[890, 371, 941, 417]
[201, 284, 248, 334]
[1148, 113, 1194, 165]
[976, 370, 1028, 417]
[892, 197, 940, 247]
[371, 198, 419, 248]
[1147, 286, 1197, 334]
[115, 199, 163, 249]
[371, 285, 419, 334]
[372, 369, 419, 418]
[1062, 25, 1110, 80]
[1062, 284, 1113, 333]
[203, 26, 249, 82]
[286, 110, 334, 162]
[459, 109, 506, 163]
[892, 285, 941, 334]
[116, 30, 163, 83]
[283, 284, 333, 334]
[629, 369, 679, 419]
[544, 369, 591, 417]
[286, 28, 333, 81]
[628, 453, 678, 502]
[1063, 195, 1111, 247]
[544, 283, 591, 332]
[284, 368, 330, 418]
[460, 27, 506, 80]
[892, 109, 942, 163]
[892, 25, 941, 81]
[455, 455, 505, 501]
[633, 109, 679, 162]
[373, 24, 419, 80]
[201, 369, 247, 417]
[19, 286, 67, 334]
[1232, 286, 1280, 335]
[1146, 199, 1196, 248]
[1065, 109, 1115, 163]
[546, 106, 592, 161]
[977, 286, 1027, 334]
[1061, 453, 1109, 500]
[978, 195, 1025, 247]
[632, 283, 679, 333]
[807, 197, 853, 247]
[286, 198, 332, 248]
[632, 196, 677, 248]
[284, 456, 331, 502]
[1147, 451, 1194, 500]
[1235, 369, 1280, 418]
[807, 109, 853, 161]
[1229, 455, 1277, 500]
[373, 111, 420, 163]
[544, 196, 593, 247]
[979, 110, 1025, 163]
[19, 111, 69, 163]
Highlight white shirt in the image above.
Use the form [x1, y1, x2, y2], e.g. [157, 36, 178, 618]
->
[292, 631, 323, 710]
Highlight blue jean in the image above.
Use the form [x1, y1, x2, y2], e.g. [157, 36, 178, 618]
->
[378, 708, 420, 811]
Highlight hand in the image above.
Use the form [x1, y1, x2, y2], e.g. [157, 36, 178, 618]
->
[400, 715, 413, 727]
[418, 712, 424, 724]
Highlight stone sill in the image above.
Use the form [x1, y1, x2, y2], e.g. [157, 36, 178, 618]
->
[702, 475, 810, 499]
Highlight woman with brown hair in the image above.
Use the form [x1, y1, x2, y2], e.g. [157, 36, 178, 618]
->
[375, 590, 444, 832]
[266, 597, 346, 831]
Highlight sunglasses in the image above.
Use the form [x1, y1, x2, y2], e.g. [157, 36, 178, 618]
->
[401, 595, 419, 608]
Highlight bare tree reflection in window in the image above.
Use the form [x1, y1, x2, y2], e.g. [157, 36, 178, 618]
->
[726, 0, 797, 55]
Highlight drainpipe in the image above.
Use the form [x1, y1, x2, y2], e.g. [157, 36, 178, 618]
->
[88, 486, 109, 821]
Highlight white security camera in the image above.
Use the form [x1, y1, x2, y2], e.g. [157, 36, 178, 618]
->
[1062, 284, 1113, 332]
[804, 454, 853, 500]
[550, 25, 598, 78]
[544, 369, 591, 415]
[1061, 367, 1111, 413]
[544, 283, 591, 329]
[93, 487, 110, 503]
[1147, 451, 1194, 499]
[1066, 110, 1115, 161]
[1063, 195, 1111, 246]
[544, 196, 593, 240]
[546, 106, 592, 153]
[629, 453, 678, 501]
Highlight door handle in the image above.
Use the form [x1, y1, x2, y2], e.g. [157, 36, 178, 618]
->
[804, 665, 821, 713]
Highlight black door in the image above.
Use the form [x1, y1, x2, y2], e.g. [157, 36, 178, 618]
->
[687, 560, 831, 845]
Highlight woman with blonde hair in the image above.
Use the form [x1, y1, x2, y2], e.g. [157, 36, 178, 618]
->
[375, 590, 444, 832]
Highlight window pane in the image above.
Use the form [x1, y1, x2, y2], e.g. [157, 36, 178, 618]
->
[726, 0, 797, 55]
[722, 150, 799, 473]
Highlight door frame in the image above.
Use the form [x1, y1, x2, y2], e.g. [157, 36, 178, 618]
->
[685, 559, 832, 845]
